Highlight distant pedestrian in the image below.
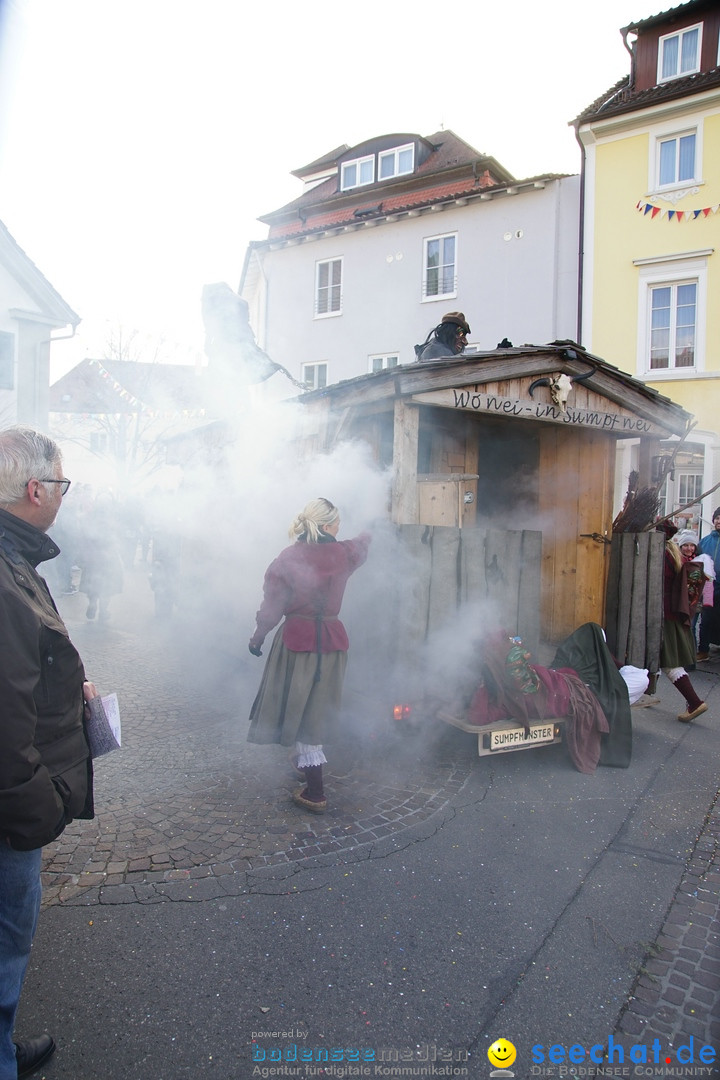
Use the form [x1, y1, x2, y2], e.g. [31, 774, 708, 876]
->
[414, 311, 471, 362]
[0, 427, 97, 1080]
[247, 499, 370, 813]
[43, 482, 83, 595]
[674, 529, 714, 656]
[79, 492, 124, 621]
[117, 494, 146, 570]
[697, 507, 720, 660]
[660, 527, 707, 722]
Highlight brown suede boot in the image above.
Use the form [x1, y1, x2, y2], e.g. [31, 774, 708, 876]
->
[293, 765, 327, 813]
[673, 675, 707, 723]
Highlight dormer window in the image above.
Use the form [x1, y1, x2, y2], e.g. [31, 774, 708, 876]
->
[658, 23, 702, 82]
[341, 155, 375, 191]
[379, 143, 414, 180]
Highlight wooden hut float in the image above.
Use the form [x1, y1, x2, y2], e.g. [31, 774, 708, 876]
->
[297, 343, 691, 656]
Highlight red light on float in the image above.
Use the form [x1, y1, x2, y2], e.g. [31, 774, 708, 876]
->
[393, 704, 412, 721]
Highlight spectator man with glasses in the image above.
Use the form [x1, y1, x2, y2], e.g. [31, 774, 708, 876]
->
[0, 427, 96, 1079]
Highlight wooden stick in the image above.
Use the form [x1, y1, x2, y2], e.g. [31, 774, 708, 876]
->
[644, 479, 720, 531]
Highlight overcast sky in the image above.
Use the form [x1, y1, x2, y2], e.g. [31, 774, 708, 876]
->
[0, 0, 639, 376]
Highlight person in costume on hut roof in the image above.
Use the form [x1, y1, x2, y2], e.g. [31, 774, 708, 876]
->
[415, 312, 471, 362]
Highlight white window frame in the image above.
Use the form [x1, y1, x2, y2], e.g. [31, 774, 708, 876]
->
[648, 279, 697, 370]
[659, 460, 705, 532]
[657, 22, 702, 83]
[314, 257, 343, 319]
[340, 155, 375, 191]
[89, 431, 108, 454]
[422, 232, 457, 301]
[635, 253, 709, 379]
[655, 128, 699, 190]
[649, 119, 702, 196]
[0, 331, 15, 390]
[302, 362, 328, 390]
[378, 143, 414, 181]
[368, 353, 400, 373]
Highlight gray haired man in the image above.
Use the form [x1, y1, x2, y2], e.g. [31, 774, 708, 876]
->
[0, 427, 96, 1079]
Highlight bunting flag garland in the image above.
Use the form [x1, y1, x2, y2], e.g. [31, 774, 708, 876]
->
[68, 410, 208, 421]
[636, 199, 720, 220]
[84, 359, 208, 420]
[88, 358, 145, 409]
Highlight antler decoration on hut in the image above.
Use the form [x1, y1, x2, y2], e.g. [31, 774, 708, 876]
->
[528, 358, 597, 413]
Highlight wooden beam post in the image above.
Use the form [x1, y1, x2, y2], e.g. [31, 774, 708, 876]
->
[637, 436, 661, 489]
[392, 398, 419, 525]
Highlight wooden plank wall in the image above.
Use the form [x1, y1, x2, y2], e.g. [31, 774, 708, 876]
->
[538, 426, 615, 642]
[344, 524, 544, 705]
[604, 531, 665, 671]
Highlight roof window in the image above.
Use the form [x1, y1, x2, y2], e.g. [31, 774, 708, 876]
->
[658, 23, 702, 82]
[340, 155, 375, 191]
[379, 143, 414, 180]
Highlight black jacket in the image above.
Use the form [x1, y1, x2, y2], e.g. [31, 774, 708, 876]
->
[0, 508, 94, 850]
[416, 340, 456, 362]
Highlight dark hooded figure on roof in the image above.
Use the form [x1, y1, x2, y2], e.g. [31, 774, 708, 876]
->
[415, 311, 471, 362]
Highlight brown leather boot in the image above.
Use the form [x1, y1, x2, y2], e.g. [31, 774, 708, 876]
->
[293, 765, 327, 813]
[673, 675, 707, 722]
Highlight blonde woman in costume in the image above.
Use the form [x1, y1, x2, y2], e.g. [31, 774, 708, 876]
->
[248, 499, 370, 812]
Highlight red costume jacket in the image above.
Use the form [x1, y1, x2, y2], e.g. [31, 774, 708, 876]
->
[250, 533, 371, 653]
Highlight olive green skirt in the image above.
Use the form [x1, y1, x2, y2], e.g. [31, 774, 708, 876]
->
[247, 628, 347, 747]
[660, 618, 696, 670]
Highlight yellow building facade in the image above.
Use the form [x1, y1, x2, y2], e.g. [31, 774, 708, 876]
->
[577, 0, 720, 533]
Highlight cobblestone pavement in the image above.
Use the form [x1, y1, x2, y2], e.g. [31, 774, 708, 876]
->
[43, 569, 720, 1059]
[42, 568, 471, 907]
[615, 785, 720, 1061]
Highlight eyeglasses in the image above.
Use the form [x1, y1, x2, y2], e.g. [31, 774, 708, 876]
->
[39, 478, 71, 496]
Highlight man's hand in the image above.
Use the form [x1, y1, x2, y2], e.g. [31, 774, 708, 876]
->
[83, 681, 98, 702]
[248, 643, 263, 657]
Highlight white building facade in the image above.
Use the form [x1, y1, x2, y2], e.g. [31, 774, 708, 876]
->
[0, 219, 79, 430]
[240, 131, 581, 388]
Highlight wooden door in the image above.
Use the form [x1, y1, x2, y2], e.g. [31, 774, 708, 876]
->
[538, 426, 615, 642]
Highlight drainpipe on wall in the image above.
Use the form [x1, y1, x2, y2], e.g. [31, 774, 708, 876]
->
[38, 321, 79, 429]
[43, 323, 79, 355]
[254, 247, 270, 353]
[573, 123, 586, 348]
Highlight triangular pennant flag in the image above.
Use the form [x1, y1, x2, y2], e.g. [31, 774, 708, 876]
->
[652, 206, 661, 218]
[668, 210, 675, 220]
[644, 203, 654, 215]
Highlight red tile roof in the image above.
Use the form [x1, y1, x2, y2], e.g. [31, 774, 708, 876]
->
[621, 0, 712, 34]
[575, 66, 720, 125]
[258, 130, 517, 241]
[266, 174, 505, 241]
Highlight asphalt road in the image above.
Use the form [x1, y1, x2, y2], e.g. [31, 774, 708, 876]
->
[14, 565, 720, 1080]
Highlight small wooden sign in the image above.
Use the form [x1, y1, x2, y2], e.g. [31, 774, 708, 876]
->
[412, 388, 666, 437]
